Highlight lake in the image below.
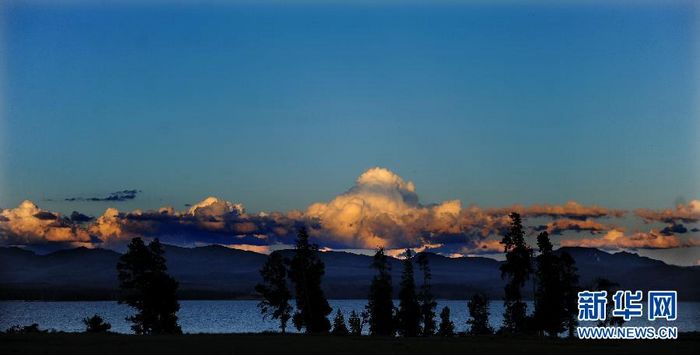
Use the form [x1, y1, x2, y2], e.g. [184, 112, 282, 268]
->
[1, 300, 698, 334]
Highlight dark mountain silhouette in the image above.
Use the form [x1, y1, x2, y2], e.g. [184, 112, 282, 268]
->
[0, 245, 697, 300]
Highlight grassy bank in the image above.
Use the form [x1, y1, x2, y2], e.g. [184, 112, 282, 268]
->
[1, 332, 698, 355]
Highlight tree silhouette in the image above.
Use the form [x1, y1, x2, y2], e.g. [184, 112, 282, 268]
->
[437, 306, 455, 337]
[288, 227, 332, 333]
[332, 309, 349, 335]
[117, 238, 181, 335]
[559, 251, 580, 338]
[533, 231, 566, 337]
[593, 278, 625, 327]
[499, 212, 532, 334]
[348, 310, 363, 335]
[83, 314, 111, 333]
[255, 251, 292, 333]
[366, 248, 394, 336]
[396, 249, 420, 337]
[416, 252, 437, 336]
[467, 293, 493, 335]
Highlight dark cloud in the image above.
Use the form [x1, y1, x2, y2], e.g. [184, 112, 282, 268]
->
[65, 189, 141, 202]
[70, 211, 94, 223]
[660, 223, 688, 236]
[33, 211, 58, 220]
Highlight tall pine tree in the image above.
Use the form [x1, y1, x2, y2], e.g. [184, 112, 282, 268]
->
[396, 249, 420, 337]
[499, 212, 532, 334]
[533, 231, 566, 337]
[288, 227, 332, 333]
[416, 252, 436, 336]
[366, 248, 394, 336]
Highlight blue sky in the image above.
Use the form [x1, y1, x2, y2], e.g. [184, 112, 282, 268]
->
[3, 0, 698, 214]
[0, 1, 699, 264]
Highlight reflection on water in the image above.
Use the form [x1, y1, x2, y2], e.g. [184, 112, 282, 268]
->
[1, 300, 698, 334]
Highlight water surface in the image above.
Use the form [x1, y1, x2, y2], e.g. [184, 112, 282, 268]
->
[1, 300, 697, 334]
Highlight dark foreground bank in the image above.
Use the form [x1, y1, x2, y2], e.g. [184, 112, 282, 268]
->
[1, 333, 698, 355]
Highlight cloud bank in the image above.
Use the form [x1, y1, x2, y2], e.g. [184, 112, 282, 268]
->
[1, 167, 697, 257]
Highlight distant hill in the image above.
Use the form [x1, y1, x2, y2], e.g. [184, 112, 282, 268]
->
[0, 245, 697, 300]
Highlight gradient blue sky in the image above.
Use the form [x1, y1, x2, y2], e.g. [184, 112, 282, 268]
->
[1, 0, 699, 217]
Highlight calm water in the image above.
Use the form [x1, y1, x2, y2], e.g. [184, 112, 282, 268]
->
[1, 300, 698, 334]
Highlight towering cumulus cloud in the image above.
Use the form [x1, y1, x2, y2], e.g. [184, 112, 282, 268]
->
[306, 167, 500, 249]
[307, 167, 458, 248]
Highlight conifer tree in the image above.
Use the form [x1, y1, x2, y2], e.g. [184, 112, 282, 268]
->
[332, 309, 349, 335]
[499, 212, 533, 334]
[437, 307, 455, 337]
[117, 238, 181, 335]
[348, 310, 363, 335]
[255, 251, 292, 333]
[366, 248, 394, 336]
[467, 293, 493, 335]
[396, 249, 420, 337]
[416, 252, 437, 336]
[533, 231, 565, 337]
[289, 227, 333, 333]
[288, 227, 332, 333]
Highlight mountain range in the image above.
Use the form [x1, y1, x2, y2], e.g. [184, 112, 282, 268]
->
[0, 245, 697, 300]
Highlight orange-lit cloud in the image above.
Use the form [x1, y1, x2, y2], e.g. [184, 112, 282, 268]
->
[1, 168, 695, 256]
[223, 244, 271, 254]
[560, 229, 700, 250]
[305, 167, 513, 249]
[0, 200, 91, 245]
[385, 243, 444, 259]
[635, 200, 700, 223]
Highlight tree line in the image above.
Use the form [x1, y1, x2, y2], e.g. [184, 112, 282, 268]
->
[257, 213, 584, 337]
[84, 211, 618, 336]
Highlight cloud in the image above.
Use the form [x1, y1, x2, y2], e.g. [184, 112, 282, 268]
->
[84, 196, 311, 250]
[635, 200, 700, 223]
[70, 211, 94, 223]
[534, 218, 611, 235]
[385, 243, 444, 259]
[222, 244, 271, 254]
[0, 168, 692, 256]
[490, 201, 625, 220]
[0, 200, 91, 245]
[65, 189, 141, 202]
[660, 223, 688, 236]
[305, 167, 508, 249]
[459, 239, 504, 255]
[560, 229, 700, 250]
